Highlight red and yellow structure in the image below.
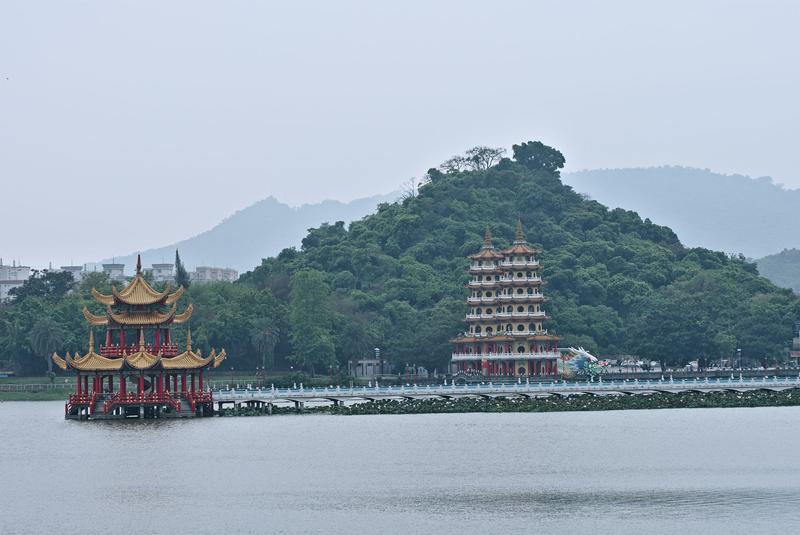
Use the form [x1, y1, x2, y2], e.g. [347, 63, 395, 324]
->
[53, 255, 226, 419]
[451, 220, 560, 378]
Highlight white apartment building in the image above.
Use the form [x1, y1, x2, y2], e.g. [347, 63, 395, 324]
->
[59, 265, 85, 283]
[189, 266, 238, 284]
[0, 261, 32, 302]
[102, 263, 125, 281]
[151, 263, 174, 283]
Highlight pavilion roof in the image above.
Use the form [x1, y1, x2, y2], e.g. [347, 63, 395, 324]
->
[52, 328, 226, 372]
[91, 255, 185, 307]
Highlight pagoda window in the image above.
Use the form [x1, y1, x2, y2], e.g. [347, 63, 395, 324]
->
[516, 324, 525, 331]
[478, 261, 483, 266]
[485, 291, 492, 297]
[526, 271, 532, 277]
[477, 275, 483, 281]
[517, 272, 523, 278]
[506, 324, 512, 331]
[535, 323, 542, 331]
[517, 346, 525, 354]
[475, 326, 482, 334]
[516, 288, 524, 295]
[476, 308, 482, 315]
[494, 275, 500, 281]
[517, 306, 524, 312]
[527, 288, 533, 295]
[485, 308, 492, 314]
[528, 305, 534, 312]
[529, 323, 536, 331]
[506, 306, 512, 313]
[486, 327, 493, 334]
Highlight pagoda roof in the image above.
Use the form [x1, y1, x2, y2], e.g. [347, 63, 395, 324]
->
[470, 227, 505, 260]
[52, 329, 227, 372]
[59, 331, 124, 371]
[500, 219, 540, 255]
[81, 303, 193, 327]
[91, 255, 185, 307]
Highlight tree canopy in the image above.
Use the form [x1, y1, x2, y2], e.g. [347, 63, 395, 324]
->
[1, 140, 797, 376]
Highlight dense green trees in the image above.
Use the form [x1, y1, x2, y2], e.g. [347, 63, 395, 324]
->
[240, 141, 799, 372]
[174, 249, 191, 288]
[1, 140, 798, 377]
[288, 269, 336, 374]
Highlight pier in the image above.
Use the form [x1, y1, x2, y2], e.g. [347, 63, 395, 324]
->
[212, 375, 800, 412]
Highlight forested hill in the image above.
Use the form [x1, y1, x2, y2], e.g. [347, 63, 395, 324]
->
[562, 167, 800, 259]
[240, 143, 800, 373]
[100, 192, 398, 274]
[756, 249, 800, 293]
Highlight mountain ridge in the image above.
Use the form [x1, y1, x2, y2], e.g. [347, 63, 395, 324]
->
[100, 192, 400, 274]
[562, 166, 800, 259]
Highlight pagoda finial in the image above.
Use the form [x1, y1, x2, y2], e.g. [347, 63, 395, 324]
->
[483, 227, 493, 249]
[136, 254, 142, 275]
[514, 217, 525, 243]
[186, 328, 193, 351]
[88, 329, 94, 352]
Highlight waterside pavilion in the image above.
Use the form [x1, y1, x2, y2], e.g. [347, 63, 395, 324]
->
[52, 256, 227, 419]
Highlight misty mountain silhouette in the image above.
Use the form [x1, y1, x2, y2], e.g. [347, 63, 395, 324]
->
[101, 192, 400, 274]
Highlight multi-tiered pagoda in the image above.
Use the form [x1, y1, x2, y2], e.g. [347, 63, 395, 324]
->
[52, 255, 226, 419]
[451, 220, 560, 378]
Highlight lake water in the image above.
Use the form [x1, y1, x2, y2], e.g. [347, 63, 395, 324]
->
[1, 402, 799, 534]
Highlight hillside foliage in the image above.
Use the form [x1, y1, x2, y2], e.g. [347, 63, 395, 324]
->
[2, 142, 798, 375]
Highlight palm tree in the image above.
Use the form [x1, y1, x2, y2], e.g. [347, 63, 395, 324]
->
[28, 317, 66, 375]
[250, 318, 281, 371]
[1, 319, 27, 371]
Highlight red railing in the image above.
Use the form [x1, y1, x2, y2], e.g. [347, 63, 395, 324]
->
[66, 393, 93, 415]
[99, 343, 179, 357]
[186, 392, 212, 412]
[102, 392, 182, 414]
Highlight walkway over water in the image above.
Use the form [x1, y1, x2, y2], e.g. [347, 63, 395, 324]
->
[213, 375, 800, 410]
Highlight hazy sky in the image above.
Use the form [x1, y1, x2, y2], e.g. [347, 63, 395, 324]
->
[2, 1, 798, 267]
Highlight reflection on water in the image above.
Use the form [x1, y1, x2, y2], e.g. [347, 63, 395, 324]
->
[2, 403, 799, 534]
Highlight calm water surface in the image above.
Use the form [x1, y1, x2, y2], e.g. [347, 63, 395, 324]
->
[1, 402, 799, 534]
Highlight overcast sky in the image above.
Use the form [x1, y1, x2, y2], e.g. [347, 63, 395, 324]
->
[1, 1, 798, 267]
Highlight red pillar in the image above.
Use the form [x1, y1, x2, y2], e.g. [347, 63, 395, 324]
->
[83, 376, 88, 394]
[155, 329, 161, 349]
[138, 374, 144, 396]
[165, 329, 171, 345]
[120, 329, 126, 349]
[190, 374, 196, 393]
[120, 374, 126, 395]
[105, 330, 112, 348]
[76, 372, 82, 395]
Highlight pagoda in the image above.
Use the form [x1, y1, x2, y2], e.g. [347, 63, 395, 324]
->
[451, 220, 560, 378]
[52, 255, 226, 420]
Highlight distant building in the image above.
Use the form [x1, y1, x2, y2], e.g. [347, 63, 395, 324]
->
[151, 263, 174, 283]
[0, 260, 32, 302]
[102, 263, 125, 281]
[59, 265, 86, 283]
[189, 266, 238, 284]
